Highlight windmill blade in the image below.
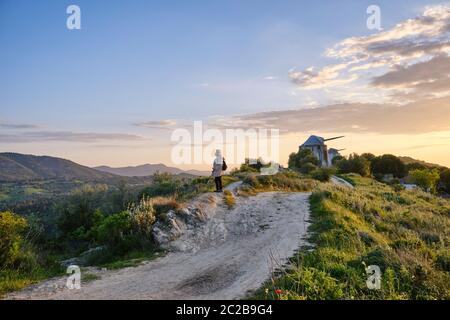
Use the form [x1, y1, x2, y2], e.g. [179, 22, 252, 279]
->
[324, 136, 345, 142]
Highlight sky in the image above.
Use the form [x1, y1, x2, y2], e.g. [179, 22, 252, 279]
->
[1, 0, 449, 169]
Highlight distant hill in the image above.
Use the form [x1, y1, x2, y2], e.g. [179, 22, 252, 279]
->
[399, 156, 445, 169]
[0, 153, 116, 182]
[94, 164, 209, 177]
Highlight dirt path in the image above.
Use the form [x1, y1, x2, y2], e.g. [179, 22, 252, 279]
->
[7, 189, 311, 300]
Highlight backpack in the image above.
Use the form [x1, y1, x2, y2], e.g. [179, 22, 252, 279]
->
[222, 159, 228, 171]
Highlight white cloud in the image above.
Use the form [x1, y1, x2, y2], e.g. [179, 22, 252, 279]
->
[134, 120, 177, 129]
[289, 5, 450, 103]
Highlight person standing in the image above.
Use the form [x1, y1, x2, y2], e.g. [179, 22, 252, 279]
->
[212, 149, 227, 192]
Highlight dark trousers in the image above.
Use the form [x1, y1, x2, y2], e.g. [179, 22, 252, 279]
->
[214, 176, 223, 191]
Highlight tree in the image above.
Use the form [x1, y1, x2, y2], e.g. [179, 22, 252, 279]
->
[288, 149, 319, 170]
[361, 153, 376, 162]
[439, 169, 450, 193]
[335, 153, 371, 177]
[410, 169, 440, 193]
[405, 162, 427, 172]
[331, 155, 344, 165]
[371, 154, 407, 178]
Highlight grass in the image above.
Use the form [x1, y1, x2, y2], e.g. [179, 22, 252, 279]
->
[180, 175, 239, 201]
[94, 249, 165, 270]
[24, 187, 45, 196]
[0, 262, 63, 298]
[223, 190, 236, 209]
[82, 273, 101, 283]
[256, 174, 450, 300]
[239, 171, 318, 195]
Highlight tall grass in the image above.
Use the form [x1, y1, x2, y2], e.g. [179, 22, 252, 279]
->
[240, 171, 318, 195]
[257, 175, 450, 300]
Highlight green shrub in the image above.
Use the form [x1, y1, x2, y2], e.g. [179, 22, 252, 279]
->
[310, 168, 333, 182]
[410, 168, 440, 193]
[300, 162, 318, 174]
[336, 153, 371, 177]
[439, 169, 450, 193]
[128, 197, 156, 238]
[288, 149, 320, 170]
[140, 179, 180, 198]
[0, 211, 28, 267]
[435, 252, 450, 272]
[96, 211, 133, 248]
[371, 154, 407, 178]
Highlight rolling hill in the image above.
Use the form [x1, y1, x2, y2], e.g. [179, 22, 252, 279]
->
[398, 156, 444, 168]
[94, 164, 209, 177]
[0, 153, 116, 182]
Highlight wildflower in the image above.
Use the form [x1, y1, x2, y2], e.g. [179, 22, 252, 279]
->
[275, 289, 282, 295]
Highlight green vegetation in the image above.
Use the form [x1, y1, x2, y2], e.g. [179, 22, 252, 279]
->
[239, 171, 318, 195]
[310, 168, 334, 182]
[91, 249, 163, 270]
[287, 149, 335, 182]
[409, 168, 441, 193]
[335, 153, 371, 177]
[257, 175, 450, 300]
[2, 150, 449, 299]
[371, 154, 407, 179]
[440, 169, 450, 194]
[0, 211, 62, 297]
[0, 171, 238, 296]
[0, 152, 115, 182]
[288, 149, 320, 169]
[81, 273, 101, 283]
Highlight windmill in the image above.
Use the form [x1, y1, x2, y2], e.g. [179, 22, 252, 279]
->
[300, 135, 345, 167]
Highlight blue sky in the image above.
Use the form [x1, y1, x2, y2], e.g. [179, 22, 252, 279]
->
[1, 1, 449, 167]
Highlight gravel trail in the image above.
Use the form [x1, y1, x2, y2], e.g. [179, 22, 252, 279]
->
[6, 190, 311, 300]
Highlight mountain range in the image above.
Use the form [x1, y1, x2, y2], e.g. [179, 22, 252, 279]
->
[0, 153, 209, 182]
[94, 164, 209, 177]
[0, 153, 115, 182]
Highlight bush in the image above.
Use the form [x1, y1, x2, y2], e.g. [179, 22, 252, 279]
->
[96, 211, 133, 248]
[439, 169, 450, 194]
[94, 196, 157, 254]
[237, 164, 258, 173]
[310, 168, 333, 182]
[0, 211, 27, 267]
[300, 162, 318, 174]
[371, 154, 407, 178]
[140, 173, 181, 198]
[128, 197, 156, 238]
[288, 149, 320, 170]
[56, 185, 110, 242]
[410, 169, 440, 193]
[335, 153, 371, 177]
